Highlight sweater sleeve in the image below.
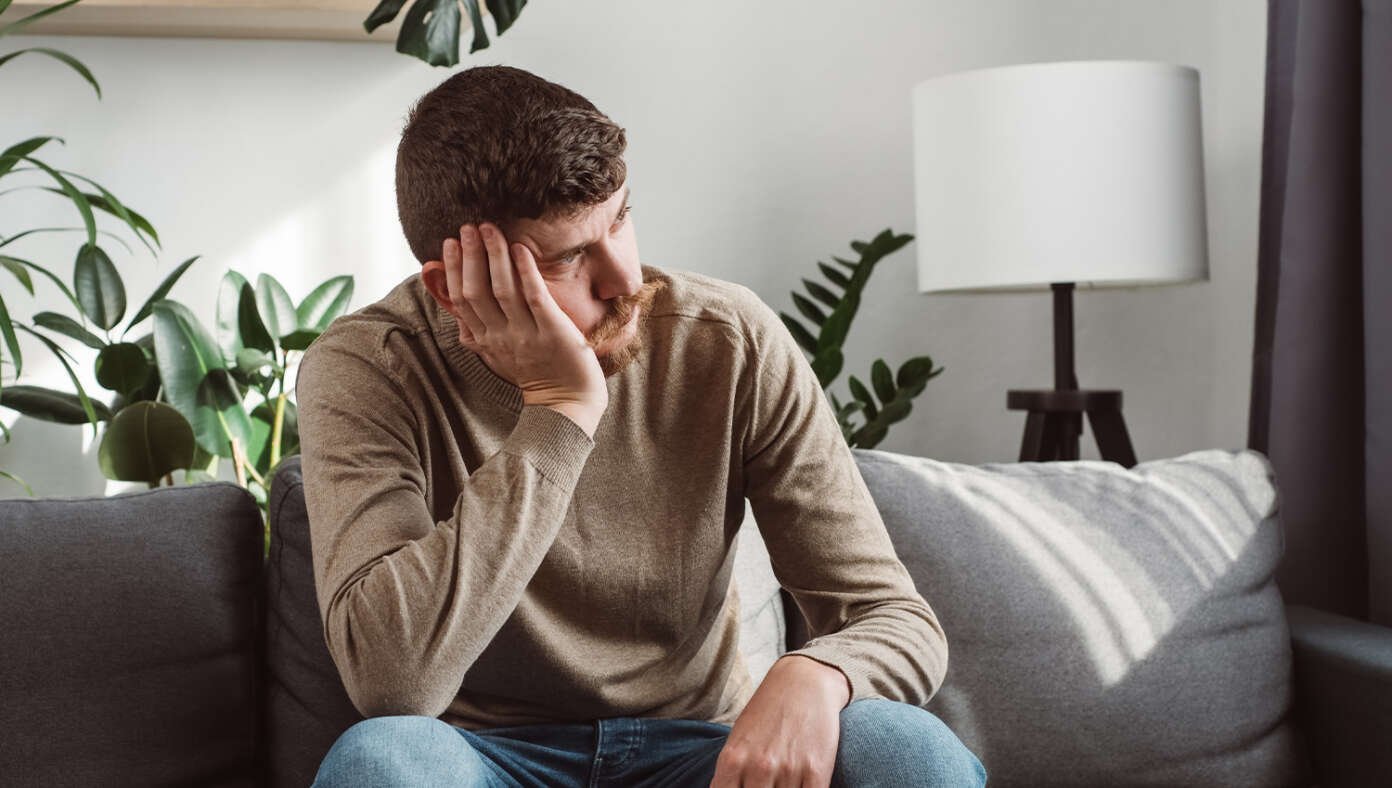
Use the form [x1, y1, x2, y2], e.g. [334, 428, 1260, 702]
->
[294, 330, 596, 719]
[736, 292, 949, 709]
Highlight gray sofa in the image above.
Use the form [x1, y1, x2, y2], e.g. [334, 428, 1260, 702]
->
[2, 449, 1389, 787]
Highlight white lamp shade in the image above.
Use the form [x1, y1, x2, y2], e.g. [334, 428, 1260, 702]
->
[911, 60, 1210, 294]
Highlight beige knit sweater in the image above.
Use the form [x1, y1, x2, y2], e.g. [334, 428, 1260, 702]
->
[293, 263, 948, 730]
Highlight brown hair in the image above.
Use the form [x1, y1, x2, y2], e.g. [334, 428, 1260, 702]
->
[394, 65, 628, 265]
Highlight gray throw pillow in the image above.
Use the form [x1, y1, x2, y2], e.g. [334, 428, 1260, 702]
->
[851, 447, 1313, 787]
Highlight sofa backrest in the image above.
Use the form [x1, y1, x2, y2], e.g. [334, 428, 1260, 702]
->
[0, 481, 266, 787]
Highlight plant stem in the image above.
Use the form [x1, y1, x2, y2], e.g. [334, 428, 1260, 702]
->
[270, 392, 286, 472]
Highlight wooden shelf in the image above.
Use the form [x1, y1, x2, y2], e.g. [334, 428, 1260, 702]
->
[7, 0, 490, 42]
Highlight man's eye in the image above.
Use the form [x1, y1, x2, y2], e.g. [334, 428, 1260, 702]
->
[556, 205, 633, 265]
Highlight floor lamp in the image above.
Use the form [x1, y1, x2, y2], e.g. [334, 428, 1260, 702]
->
[910, 60, 1211, 467]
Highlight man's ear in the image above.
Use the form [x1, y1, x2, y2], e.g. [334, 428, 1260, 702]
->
[419, 261, 454, 314]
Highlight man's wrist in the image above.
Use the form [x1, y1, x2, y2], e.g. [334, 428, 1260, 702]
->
[779, 654, 852, 709]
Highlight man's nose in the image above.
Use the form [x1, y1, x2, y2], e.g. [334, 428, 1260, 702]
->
[589, 240, 641, 301]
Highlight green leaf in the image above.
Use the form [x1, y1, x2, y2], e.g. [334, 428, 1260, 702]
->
[238, 282, 275, 353]
[280, 329, 320, 351]
[32, 310, 105, 349]
[151, 299, 252, 457]
[397, 0, 462, 67]
[830, 256, 858, 271]
[49, 173, 161, 257]
[0, 469, 34, 497]
[0, 290, 20, 376]
[0, 254, 83, 314]
[14, 325, 105, 432]
[790, 292, 827, 326]
[255, 273, 296, 340]
[880, 398, 912, 424]
[0, 383, 111, 424]
[896, 356, 937, 388]
[810, 347, 842, 389]
[295, 274, 353, 331]
[0, 256, 33, 294]
[460, 0, 490, 53]
[95, 342, 151, 393]
[802, 278, 839, 309]
[847, 375, 878, 420]
[483, 0, 526, 34]
[124, 254, 202, 334]
[363, 0, 408, 33]
[871, 359, 895, 404]
[235, 347, 276, 378]
[18, 156, 95, 248]
[0, 48, 100, 98]
[854, 422, 888, 449]
[97, 401, 197, 484]
[216, 270, 250, 361]
[0, 136, 61, 179]
[73, 242, 126, 329]
[817, 261, 849, 289]
[778, 312, 817, 355]
[817, 291, 858, 351]
[0, 0, 83, 36]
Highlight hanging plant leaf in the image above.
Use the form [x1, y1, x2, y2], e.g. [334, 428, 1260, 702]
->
[363, 0, 409, 32]
[73, 242, 125, 329]
[397, 0, 462, 67]
[97, 400, 197, 484]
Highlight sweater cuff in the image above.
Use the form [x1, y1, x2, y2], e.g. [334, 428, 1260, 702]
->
[500, 404, 596, 489]
[783, 644, 873, 709]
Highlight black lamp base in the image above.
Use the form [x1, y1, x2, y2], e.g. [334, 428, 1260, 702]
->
[1009, 282, 1139, 468]
[1007, 388, 1137, 467]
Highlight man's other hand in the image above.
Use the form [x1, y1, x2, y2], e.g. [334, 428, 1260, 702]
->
[709, 654, 850, 788]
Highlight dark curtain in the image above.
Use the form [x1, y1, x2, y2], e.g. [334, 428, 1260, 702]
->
[1250, 0, 1390, 626]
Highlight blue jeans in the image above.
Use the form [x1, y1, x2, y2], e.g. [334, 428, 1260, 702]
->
[311, 697, 988, 786]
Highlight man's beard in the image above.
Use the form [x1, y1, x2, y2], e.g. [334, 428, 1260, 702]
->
[586, 275, 668, 377]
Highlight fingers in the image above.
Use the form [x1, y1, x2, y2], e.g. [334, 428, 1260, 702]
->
[443, 236, 486, 340]
[509, 241, 573, 338]
[455, 224, 507, 333]
[478, 224, 536, 332]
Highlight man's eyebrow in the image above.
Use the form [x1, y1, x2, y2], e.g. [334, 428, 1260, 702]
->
[540, 185, 631, 262]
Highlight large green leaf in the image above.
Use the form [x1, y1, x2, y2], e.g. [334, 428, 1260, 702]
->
[151, 299, 252, 457]
[295, 274, 353, 332]
[363, 0, 408, 32]
[0, 383, 112, 424]
[73, 242, 125, 329]
[97, 401, 196, 484]
[18, 156, 95, 248]
[215, 270, 250, 361]
[397, 0, 462, 67]
[13, 324, 103, 431]
[254, 273, 296, 340]
[239, 281, 275, 354]
[95, 342, 150, 394]
[0, 289, 19, 376]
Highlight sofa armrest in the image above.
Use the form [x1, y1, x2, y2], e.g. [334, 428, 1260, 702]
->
[1286, 603, 1392, 787]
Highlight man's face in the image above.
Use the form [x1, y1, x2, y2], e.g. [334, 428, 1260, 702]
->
[421, 179, 667, 378]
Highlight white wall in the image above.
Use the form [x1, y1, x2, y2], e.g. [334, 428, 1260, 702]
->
[0, 0, 1267, 497]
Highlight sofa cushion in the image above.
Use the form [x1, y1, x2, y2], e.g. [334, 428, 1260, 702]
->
[0, 482, 264, 787]
[263, 455, 366, 788]
[851, 447, 1313, 787]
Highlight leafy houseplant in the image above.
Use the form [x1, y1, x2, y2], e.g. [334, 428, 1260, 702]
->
[779, 228, 945, 449]
[364, 0, 528, 67]
[0, 0, 354, 557]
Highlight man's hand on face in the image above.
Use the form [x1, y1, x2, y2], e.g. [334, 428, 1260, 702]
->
[709, 654, 850, 788]
[428, 221, 609, 436]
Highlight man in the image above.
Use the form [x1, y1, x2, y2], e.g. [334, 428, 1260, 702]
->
[298, 64, 986, 787]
